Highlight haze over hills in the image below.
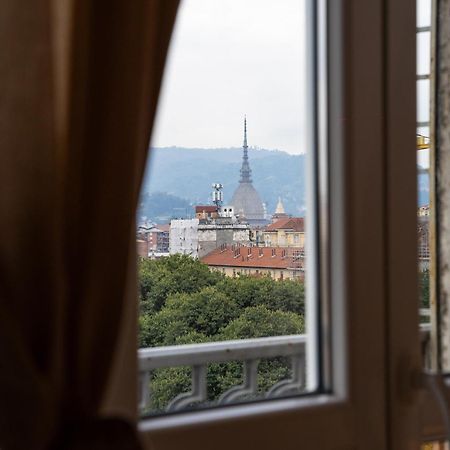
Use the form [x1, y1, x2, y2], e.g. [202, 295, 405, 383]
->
[139, 147, 306, 223]
[138, 147, 430, 223]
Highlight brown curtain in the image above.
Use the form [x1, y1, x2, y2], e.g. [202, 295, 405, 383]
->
[0, 1, 179, 449]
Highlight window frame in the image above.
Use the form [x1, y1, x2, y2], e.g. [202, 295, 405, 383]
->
[419, 0, 450, 442]
[112, 0, 424, 448]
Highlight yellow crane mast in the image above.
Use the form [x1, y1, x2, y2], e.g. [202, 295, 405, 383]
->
[417, 134, 430, 150]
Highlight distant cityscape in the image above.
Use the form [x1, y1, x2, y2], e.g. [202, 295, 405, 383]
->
[137, 118, 430, 283]
[137, 118, 306, 281]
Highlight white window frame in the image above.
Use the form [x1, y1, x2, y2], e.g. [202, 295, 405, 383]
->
[101, 0, 429, 448]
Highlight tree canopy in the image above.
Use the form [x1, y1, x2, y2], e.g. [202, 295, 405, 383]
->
[138, 254, 305, 412]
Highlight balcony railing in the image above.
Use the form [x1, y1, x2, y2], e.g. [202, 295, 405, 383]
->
[138, 334, 307, 414]
[420, 308, 432, 369]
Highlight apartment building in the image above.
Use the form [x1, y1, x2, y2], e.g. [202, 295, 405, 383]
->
[201, 245, 304, 281]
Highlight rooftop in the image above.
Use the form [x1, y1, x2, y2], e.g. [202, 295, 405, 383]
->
[265, 217, 305, 232]
[195, 205, 218, 213]
[201, 245, 304, 270]
[156, 224, 170, 232]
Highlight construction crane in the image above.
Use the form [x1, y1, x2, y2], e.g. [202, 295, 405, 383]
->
[417, 135, 430, 174]
[417, 134, 430, 150]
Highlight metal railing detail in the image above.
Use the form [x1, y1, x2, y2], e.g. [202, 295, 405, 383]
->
[139, 334, 307, 413]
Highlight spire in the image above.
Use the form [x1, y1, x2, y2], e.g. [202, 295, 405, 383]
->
[243, 115, 248, 148]
[275, 197, 285, 214]
[239, 116, 252, 183]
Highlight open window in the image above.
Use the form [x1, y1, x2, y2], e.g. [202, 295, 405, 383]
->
[137, 0, 321, 417]
[131, 0, 435, 449]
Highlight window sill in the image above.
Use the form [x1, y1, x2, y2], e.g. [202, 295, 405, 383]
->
[139, 394, 345, 434]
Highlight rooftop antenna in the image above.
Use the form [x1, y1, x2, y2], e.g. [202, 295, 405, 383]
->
[212, 183, 224, 208]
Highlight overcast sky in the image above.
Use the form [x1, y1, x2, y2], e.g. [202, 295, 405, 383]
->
[151, 0, 307, 155]
[152, 0, 432, 159]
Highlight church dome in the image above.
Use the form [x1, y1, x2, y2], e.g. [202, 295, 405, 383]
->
[230, 182, 265, 221]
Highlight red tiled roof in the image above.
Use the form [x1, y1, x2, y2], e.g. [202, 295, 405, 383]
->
[266, 217, 305, 232]
[195, 205, 218, 213]
[156, 224, 170, 232]
[201, 246, 304, 270]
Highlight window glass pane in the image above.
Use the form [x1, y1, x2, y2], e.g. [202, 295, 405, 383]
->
[417, 79, 430, 124]
[417, 31, 431, 76]
[137, 0, 321, 417]
[417, 0, 431, 28]
[417, 0, 432, 371]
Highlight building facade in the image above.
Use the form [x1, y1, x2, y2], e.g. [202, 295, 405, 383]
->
[195, 205, 219, 220]
[137, 223, 170, 258]
[262, 217, 305, 248]
[201, 245, 305, 281]
[169, 218, 199, 257]
[418, 212, 430, 272]
[197, 218, 250, 258]
[171, 201, 252, 258]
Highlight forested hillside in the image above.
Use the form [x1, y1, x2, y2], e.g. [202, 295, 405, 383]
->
[139, 147, 306, 222]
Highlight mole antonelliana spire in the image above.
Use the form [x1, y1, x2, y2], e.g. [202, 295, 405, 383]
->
[230, 117, 267, 225]
[240, 116, 252, 183]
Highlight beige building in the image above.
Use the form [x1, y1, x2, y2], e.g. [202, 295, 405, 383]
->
[418, 205, 430, 217]
[418, 214, 430, 272]
[201, 245, 304, 281]
[262, 217, 305, 248]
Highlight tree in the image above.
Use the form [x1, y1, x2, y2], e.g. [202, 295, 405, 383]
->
[138, 256, 306, 411]
[218, 305, 304, 340]
[165, 288, 240, 336]
[139, 254, 223, 313]
[140, 287, 240, 347]
[215, 275, 305, 315]
[419, 269, 430, 308]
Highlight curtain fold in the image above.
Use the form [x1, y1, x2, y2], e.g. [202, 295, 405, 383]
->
[0, 1, 179, 448]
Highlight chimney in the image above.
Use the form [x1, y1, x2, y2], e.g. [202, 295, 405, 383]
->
[272, 248, 276, 257]
[259, 248, 263, 257]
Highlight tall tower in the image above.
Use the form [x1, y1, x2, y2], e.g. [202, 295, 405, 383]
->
[240, 116, 252, 183]
[230, 117, 266, 225]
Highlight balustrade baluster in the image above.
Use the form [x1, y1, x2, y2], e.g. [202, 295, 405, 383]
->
[167, 364, 208, 412]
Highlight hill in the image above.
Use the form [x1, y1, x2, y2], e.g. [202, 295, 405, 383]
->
[139, 147, 306, 222]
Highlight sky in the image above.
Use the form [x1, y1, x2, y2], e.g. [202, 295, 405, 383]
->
[151, 0, 432, 161]
[151, 0, 307, 155]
